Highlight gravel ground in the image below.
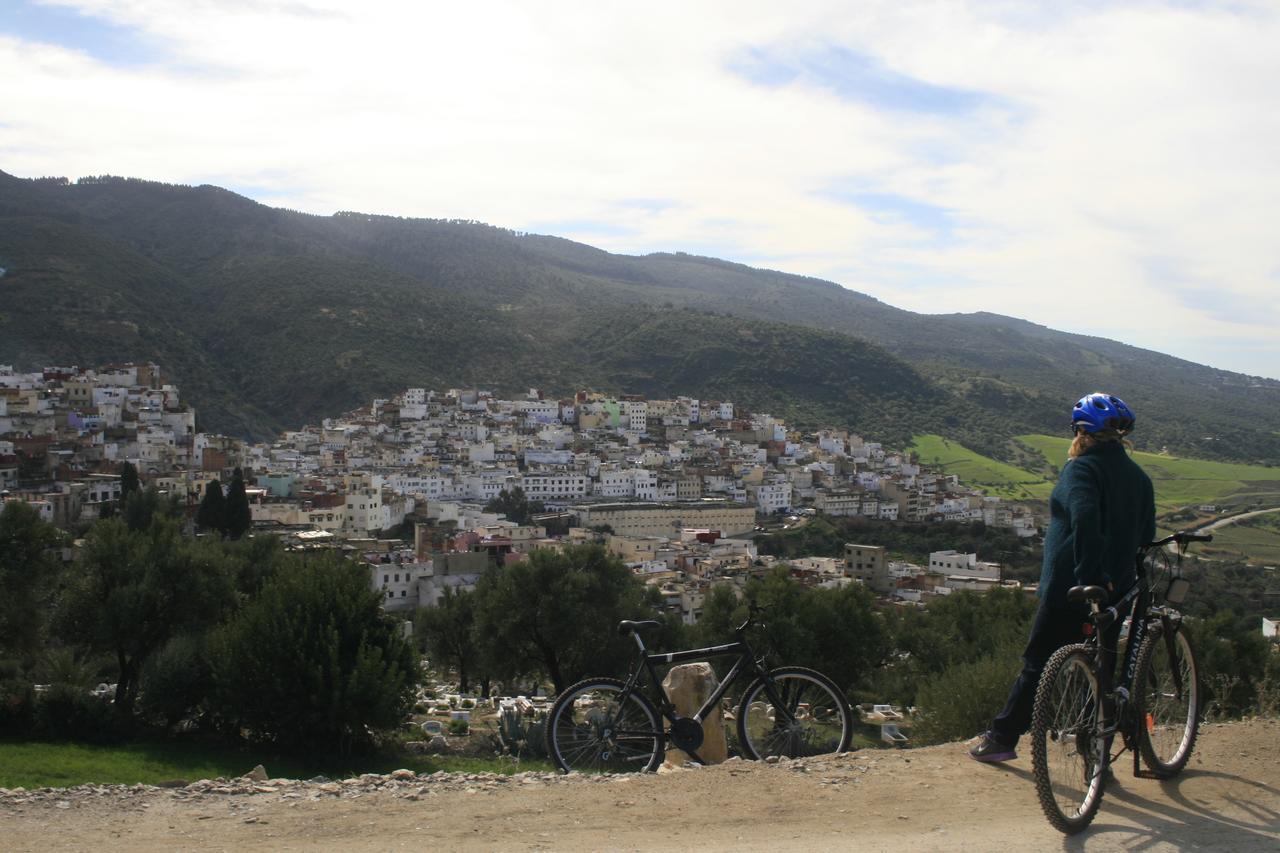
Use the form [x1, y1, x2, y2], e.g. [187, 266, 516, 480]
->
[2, 719, 1277, 851]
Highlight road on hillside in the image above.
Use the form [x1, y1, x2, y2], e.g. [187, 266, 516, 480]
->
[1195, 506, 1280, 533]
[3, 720, 1277, 852]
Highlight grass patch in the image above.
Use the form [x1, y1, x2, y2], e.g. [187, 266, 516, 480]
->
[1196, 512, 1280, 565]
[908, 434, 1053, 501]
[0, 739, 553, 789]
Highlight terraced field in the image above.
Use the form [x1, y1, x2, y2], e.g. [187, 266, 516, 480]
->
[907, 434, 1053, 501]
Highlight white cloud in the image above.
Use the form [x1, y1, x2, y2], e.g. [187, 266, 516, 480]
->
[2, 0, 1278, 378]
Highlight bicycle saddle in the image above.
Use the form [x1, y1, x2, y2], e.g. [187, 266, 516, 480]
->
[617, 619, 661, 636]
[1067, 585, 1109, 604]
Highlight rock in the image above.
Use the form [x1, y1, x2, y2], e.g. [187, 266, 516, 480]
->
[661, 662, 729, 765]
[156, 780, 188, 789]
[390, 769, 416, 781]
[243, 765, 268, 783]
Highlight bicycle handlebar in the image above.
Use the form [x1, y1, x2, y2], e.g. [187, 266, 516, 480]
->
[1146, 530, 1213, 550]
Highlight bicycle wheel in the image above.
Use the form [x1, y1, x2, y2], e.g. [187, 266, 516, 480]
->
[736, 667, 852, 761]
[1133, 621, 1200, 778]
[545, 678, 664, 774]
[1031, 644, 1108, 835]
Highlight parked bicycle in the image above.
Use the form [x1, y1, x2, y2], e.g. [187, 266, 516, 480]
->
[544, 607, 853, 773]
[1030, 530, 1211, 834]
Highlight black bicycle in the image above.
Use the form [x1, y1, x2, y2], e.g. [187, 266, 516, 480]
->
[1030, 530, 1211, 834]
[544, 608, 854, 773]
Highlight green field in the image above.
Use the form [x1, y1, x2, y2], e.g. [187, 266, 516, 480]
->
[0, 740, 551, 789]
[907, 435, 1054, 500]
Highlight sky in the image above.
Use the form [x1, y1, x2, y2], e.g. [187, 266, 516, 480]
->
[2, 0, 1278, 380]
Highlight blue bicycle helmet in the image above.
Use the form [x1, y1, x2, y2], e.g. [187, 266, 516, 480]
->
[1072, 392, 1135, 435]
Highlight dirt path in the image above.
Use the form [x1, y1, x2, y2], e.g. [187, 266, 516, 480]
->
[3, 720, 1277, 852]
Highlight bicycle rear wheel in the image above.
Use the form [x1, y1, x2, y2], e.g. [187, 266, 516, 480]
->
[545, 677, 664, 774]
[1031, 644, 1108, 835]
[1133, 621, 1200, 778]
[736, 667, 852, 761]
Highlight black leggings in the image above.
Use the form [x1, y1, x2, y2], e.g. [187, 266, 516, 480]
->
[989, 601, 1096, 747]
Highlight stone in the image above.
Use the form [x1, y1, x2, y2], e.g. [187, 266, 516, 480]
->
[390, 769, 416, 781]
[661, 662, 729, 766]
[243, 765, 268, 783]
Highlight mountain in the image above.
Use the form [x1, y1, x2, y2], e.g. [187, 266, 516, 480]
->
[2, 170, 1278, 464]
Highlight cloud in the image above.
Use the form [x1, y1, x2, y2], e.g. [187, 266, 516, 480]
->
[1, 0, 1278, 379]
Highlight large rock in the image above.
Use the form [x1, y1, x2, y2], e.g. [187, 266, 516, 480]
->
[662, 662, 728, 766]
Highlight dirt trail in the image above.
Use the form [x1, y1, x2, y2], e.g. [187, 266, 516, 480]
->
[3, 720, 1277, 852]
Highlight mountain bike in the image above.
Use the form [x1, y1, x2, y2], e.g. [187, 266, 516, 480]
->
[1030, 530, 1211, 834]
[544, 607, 853, 773]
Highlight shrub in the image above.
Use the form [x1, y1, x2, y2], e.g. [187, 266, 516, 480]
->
[491, 705, 547, 759]
[31, 684, 121, 743]
[912, 641, 1022, 746]
[447, 718, 470, 736]
[0, 679, 35, 737]
[139, 634, 213, 728]
[208, 554, 420, 754]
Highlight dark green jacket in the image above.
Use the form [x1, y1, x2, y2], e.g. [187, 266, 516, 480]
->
[1037, 441, 1156, 605]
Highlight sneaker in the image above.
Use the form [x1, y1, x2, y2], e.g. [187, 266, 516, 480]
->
[968, 732, 1017, 763]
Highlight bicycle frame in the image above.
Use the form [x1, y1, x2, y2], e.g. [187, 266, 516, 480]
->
[620, 630, 767, 727]
[1090, 534, 1198, 760]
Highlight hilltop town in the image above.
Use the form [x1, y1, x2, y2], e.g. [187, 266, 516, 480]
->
[1, 362, 1042, 622]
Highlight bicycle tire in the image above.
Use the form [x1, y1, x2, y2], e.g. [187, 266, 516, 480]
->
[1030, 644, 1109, 835]
[736, 666, 852, 761]
[544, 677, 664, 774]
[1133, 621, 1200, 778]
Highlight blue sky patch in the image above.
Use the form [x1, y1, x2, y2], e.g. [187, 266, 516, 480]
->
[0, 1, 160, 65]
[822, 186, 957, 243]
[728, 44, 992, 115]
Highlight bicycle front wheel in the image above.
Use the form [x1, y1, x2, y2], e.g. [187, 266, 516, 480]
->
[545, 677, 664, 774]
[1133, 621, 1200, 778]
[1031, 644, 1108, 835]
[736, 667, 852, 761]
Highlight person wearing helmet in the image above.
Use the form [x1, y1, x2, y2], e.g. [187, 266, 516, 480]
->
[969, 393, 1155, 762]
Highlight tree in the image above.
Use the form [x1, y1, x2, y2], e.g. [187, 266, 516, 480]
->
[483, 487, 544, 526]
[119, 462, 140, 501]
[693, 568, 889, 694]
[121, 485, 182, 534]
[209, 553, 420, 753]
[414, 587, 483, 694]
[61, 514, 236, 716]
[0, 502, 64, 661]
[471, 545, 654, 694]
[195, 480, 225, 536]
[223, 468, 251, 540]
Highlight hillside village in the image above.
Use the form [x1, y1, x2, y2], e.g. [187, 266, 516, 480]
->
[1, 362, 1040, 623]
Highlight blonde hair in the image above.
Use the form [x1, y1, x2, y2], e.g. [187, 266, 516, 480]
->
[1069, 429, 1131, 459]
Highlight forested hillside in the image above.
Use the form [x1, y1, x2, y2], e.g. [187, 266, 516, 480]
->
[2, 170, 1278, 462]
